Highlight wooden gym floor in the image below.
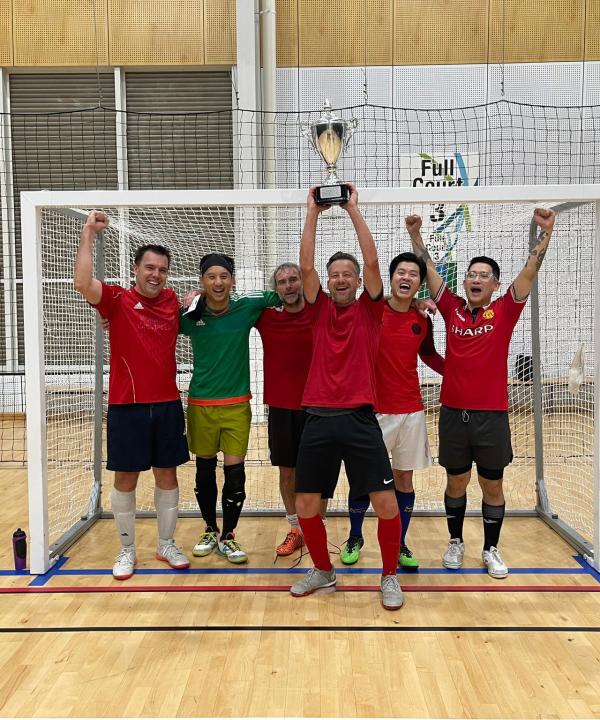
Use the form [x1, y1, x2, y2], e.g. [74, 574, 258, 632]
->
[0, 467, 600, 718]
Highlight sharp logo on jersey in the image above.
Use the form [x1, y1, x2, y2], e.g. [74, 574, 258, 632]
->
[133, 302, 144, 310]
[482, 308, 495, 320]
[455, 308, 466, 321]
[451, 324, 494, 337]
[411, 323, 422, 335]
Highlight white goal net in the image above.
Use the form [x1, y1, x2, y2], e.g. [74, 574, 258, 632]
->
[21, 187, 600, 573]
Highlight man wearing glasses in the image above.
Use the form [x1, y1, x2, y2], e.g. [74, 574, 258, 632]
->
[406, 209, 556, 578]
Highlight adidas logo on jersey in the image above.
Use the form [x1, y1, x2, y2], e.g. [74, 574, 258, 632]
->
[196, 319, 205, 326]
[133, 302, 144, 310]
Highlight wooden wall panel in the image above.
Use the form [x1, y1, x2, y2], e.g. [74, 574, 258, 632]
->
[297, 0, 392, 68]
[0, 0, 12, 65]
[276, 0, 298, 67]
[488, 0, 585, 63]
[12, 0, 108, 66]
[394, 0, 488, 66]
[204, 0, 235, 64]
[585, 0, 600, 61]
[108, 0, 204, 66]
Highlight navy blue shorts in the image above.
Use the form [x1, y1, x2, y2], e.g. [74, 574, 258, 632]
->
[295, 407, 394, 499]
[106, 400, 189, 472]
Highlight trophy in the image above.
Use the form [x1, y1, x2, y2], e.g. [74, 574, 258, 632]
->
[300, 99, 358, 205]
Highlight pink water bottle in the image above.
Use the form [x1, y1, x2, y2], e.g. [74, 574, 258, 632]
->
[12, 528, 26, 571]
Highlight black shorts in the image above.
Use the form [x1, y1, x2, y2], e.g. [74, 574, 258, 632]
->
[267, 406, 307, 468]
[107, 400, 190, 472]
[295, 407, 394, 499]
[438, 406, 513, 471]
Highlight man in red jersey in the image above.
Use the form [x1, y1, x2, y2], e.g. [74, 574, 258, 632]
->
[289, 185, 403, 611]
[340, 251, 444, 570]
[408, 208, 556, 578]
[74, 211, 190, 580]
[256, 262, 327, 556]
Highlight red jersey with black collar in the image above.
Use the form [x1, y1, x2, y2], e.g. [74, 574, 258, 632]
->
[94, 282, 180, 405]
[434, 283, 526, 411]
[255, 306, 313, 410]
[301, 289, 384, 409]
[375, 304, 444, 414]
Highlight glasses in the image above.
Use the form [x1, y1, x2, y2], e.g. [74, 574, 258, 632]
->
[465, 271, 496, 280]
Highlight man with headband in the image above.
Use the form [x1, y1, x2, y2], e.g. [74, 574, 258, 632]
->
[180, 253, 280, 564]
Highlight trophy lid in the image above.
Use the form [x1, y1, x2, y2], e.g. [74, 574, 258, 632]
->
[317, 98, 339, 123]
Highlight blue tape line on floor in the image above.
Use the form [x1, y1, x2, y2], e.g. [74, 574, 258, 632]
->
[28, 556, 70, 586]
[573, 555, 600, 584]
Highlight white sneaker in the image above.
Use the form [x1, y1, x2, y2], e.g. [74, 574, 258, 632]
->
[380, 575, 404, 611]
[442, 539, 465, 569]
[112, 545, 137, 580]
[192, 529, 218, 557]
[156, 540, 190, 569]
[482, 546, 508, 579]
[217, 533, 248, 564]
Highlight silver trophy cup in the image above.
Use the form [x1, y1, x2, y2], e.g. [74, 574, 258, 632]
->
[300, 99, 358, 205]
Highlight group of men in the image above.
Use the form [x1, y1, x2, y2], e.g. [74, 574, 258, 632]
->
[74, 185, 556, 611]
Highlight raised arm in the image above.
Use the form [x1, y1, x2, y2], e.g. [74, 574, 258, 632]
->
[405, 215, 444, 298]
[299, 187, 326, 303]
[74, 211, 109, 305]
[512, 208, 556, 301]
[342, 183, 382, 299]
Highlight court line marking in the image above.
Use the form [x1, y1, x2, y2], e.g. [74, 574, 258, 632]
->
[1, 584, 600, 595]
[0, 625, 599, 634]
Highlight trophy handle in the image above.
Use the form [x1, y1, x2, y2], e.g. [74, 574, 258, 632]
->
[343, 118, 359, 149]
[299, 120, 317, 153]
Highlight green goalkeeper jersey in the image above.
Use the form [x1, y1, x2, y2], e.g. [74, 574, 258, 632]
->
[180, 290, 280, 405]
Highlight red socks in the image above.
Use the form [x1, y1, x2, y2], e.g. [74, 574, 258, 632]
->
[298, 514, 332, 571]
[377, 513, 401, 576]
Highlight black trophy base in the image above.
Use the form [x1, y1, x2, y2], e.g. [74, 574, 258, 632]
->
[315, 183, 350, 205]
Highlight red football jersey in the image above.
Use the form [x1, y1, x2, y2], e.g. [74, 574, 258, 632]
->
[95, 282, 180, 405]
[375, 304, 444, 414]
[435, 283, 526, 411]
[301, 289, 384, 409]
[255, 306, 313, 410]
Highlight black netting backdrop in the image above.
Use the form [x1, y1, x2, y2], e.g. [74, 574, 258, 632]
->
[2, 100, 600, 467]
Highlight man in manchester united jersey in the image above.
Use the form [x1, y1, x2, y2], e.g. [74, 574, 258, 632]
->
[290, 185, 403, 611]
[255, 262, 327, 557]
[340, 252, 444, 570]
[408, 208, 556, 578]
[74, 211, 190, 581]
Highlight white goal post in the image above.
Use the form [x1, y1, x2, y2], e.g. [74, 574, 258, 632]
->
[21, 186, 600, 574]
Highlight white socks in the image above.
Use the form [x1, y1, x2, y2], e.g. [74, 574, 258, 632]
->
[155, 486, 179, 545]
[111, 487, 136, 547]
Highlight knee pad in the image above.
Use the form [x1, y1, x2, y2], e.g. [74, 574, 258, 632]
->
[445, 464, 472, 477]
[476, 465, 504, 481]
[223, 462, 246, 503]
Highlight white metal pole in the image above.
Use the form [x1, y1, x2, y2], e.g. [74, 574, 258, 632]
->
[0, 69, 19, 376]
[114, 68, 130, 286]
[593, 201, 600, 571]
[21, 195, 51, 574]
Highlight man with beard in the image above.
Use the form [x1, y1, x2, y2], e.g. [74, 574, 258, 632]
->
[255, 262, 327, 556]
[290, 185, 404, 611]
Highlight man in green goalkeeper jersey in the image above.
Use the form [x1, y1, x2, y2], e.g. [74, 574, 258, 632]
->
[180, 253, 280, 563]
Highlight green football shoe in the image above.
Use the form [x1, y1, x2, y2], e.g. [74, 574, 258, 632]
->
[340, 535, 364, 565]
[399, 543, 420, 569]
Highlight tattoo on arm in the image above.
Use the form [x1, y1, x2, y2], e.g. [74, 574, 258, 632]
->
[417, 247, 433, 265]
[526, 232, 549, 271]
